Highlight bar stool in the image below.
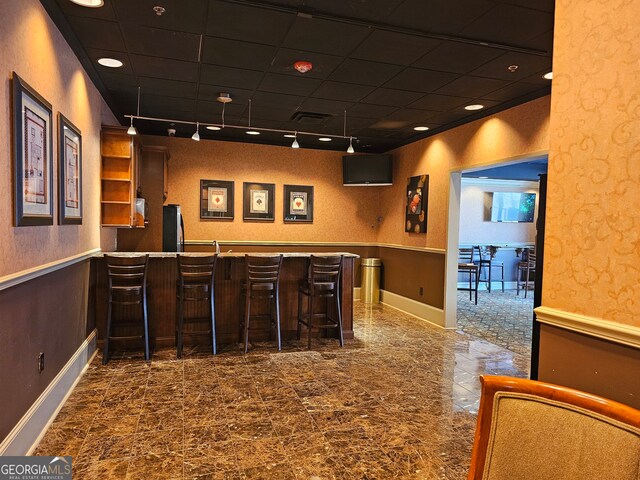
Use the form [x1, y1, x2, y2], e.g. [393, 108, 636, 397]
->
[103, 254, 150, 364]
[176, 254, 218, 358]
[458, 248, 479, 304]
[475, 245, 505, 293]
[242, 255, 283, 354]
[297, 255, 344, 350]
[516, 248, 536, 298]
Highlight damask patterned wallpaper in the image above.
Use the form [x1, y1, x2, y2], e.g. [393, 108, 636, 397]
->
[542, 0, 640, 327]
[0, 0, 117, 277]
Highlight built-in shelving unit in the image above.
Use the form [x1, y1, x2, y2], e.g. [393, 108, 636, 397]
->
[101, 126, 141, 228]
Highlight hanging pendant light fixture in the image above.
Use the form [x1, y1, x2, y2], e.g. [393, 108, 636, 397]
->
[127, 86, 140, 135]
[192, 122, 200, 141]
[343, 109, 355, 153]
[291, 131, 300, 148]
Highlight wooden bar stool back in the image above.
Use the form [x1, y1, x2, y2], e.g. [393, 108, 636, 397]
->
[458, 248, 479, 304]
[243, 255, 283, 353]
[103, 254, 150, 364]
[176, 254, 218, 358]
[297, 255, 344, 349]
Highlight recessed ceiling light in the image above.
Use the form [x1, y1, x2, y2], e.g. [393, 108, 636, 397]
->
[318, 137, 332, 142]
[465, 104, 484, 111]
[97, 57, 123, 68]
[543, 72, 553, 80]
[206, 126, 221, 131]
[69, 0, 104, 7]
[284, 134, 296, 138]
[413, 126, 429, 131]
[246, 130, 260, 135]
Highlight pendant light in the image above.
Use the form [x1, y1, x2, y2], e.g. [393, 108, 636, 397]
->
[127, 86, 140, 135]
[343, 110, 355, 153]
[291, 131, 300, 148]
[192, 122, 200, 141]
[347, 136, 354, 154]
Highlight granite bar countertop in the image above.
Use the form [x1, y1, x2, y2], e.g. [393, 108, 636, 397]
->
[94, 251, 360, 258]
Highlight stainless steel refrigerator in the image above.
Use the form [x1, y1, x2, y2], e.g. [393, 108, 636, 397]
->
[162, 204, 184, 252]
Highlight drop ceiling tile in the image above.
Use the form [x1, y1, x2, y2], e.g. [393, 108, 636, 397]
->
[311, 81, 376, 102]
[409, 93, 472, 111]
[481, 82, 549, 102]
[348, 103, 398, 118]
[384, 68, 459, 93]
[413, 41, 504, 73]
[202, 37, 277, 70]
[206, 0, 293, 45]
[138, 77, 198, 99]
[199, 64, 263, 90]
[129, 54, 200, 82]
[469, 52, 552, 81]
[290, 0, 407, 23]
[99, 72, 138, 90]
[270, 49, 343, 79]
[388, 0, 494, 35]
[111, 0, 208, 34]
[426, 110, 468, 125]
[500, 0, 555, 13]
[329, 59, 403, 87]
[386, 108, 435, 123]
[361, 88, 424, 107]
[462, 4, 554, 49]
[258, 73, 322, 96]
[66, 16, 125, 50]
[435, 75, 509, 97]
[521, 69, 555, 86]
[252, 91, 305, 109]
[350, 30, 440, 66]
[301, 97, 354, 114]
[142, 94, 196, 113]
[282, 16, 371, 56]
[121, 23, 201, 62]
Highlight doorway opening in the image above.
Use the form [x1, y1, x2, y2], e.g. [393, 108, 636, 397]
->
[444, 154, 548, 369]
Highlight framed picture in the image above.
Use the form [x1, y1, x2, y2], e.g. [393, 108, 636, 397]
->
[283, 185, 314, 223]
[12, 72, 54, 226]
[200, 179, 234, 220]
[405, 174, 429, 234]
[58, 113, 82, 224]
[243, 182, 275, 221]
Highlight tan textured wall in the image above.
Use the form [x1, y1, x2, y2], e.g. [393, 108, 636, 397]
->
[0, 0, 117, 276]
[147, 136, 382, 242]
[542, 0, 640, 326]
[377, 96, 550, 249]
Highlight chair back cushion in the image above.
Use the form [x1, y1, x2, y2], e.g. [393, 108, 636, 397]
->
[483, 392, 640, 480]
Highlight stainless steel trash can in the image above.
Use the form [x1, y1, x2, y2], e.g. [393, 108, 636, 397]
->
[361, 258, 382, 303]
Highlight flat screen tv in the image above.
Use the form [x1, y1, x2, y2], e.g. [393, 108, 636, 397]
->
[490, 192, 536, 223]
[343, 154, 393, 186]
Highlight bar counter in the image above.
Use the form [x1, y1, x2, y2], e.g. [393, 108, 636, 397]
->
[90, 252, 357, 349]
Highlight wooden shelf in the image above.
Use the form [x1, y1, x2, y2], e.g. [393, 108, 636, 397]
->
[102, 177, 131, 182]
[101, 200, 130, 204]
[101, 126, 137, 227]
[102, 154, 132, 160]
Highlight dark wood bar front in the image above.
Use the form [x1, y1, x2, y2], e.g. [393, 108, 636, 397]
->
[90, 253, 356, 350]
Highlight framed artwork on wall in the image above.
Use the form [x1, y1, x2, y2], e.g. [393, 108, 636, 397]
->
[58, 113, 82, 224]
[11, 72, 54, 226]
[243, 182, 275, 221]
[405, 174, 429, 234]
[200, 179, 234, 220]
[283, 184, 314, 223]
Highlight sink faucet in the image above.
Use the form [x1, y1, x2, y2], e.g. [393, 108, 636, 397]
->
[213, 240, 220, 254]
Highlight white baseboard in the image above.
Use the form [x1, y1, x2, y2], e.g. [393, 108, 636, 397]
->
[378, 289, 447, 328]
[456, 281, 517, 291]
[0, 329, 98, 456]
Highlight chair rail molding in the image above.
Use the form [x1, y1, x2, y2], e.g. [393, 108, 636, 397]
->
[535, 306, 640, 349]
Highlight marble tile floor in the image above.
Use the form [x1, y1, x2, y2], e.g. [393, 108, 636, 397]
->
[34, 302, 529, 479]
[456, 291, 534, 357]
